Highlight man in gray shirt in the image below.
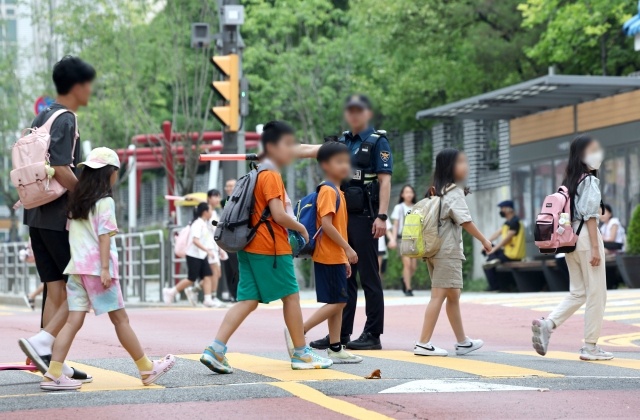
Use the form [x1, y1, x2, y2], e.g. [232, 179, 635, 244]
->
[18, 56, 95, 383]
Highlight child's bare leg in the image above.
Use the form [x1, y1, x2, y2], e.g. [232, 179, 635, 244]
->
[29, 283, 45, 300]
[215, 300, 258, 343]
[108, 309, 144, 361]
[418, 288, 447, 343]
[174, 279, 194, 293]
[303, 303, 344, 337]
[445, 288, 466, 342]
[282, 293, 305, 348]
[46, 311, 86, 379]
[327, 304, 346, 344]
[202, 276, 213, 297]
[210, 264, 221, 292]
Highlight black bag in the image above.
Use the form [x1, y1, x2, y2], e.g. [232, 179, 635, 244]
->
[344, 186, 366, 214]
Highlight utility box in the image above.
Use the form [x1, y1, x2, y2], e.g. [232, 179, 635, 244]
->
[222, 5, 244, 26]
[191, 23, 210, 48]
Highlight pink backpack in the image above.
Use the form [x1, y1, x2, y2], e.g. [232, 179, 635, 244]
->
[10, 109, 78, 209]
[534, 176, 595, 254]
[174, 225, 191, 258]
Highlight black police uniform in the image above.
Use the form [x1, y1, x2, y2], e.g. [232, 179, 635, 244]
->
[339, 127, 393, 341]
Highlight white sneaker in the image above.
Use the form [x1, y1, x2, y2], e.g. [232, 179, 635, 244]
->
[184, 287, 198, 307]
[580, 346, 614, 361]
[414, 342, 448, 356]
[531, 318, 553, 356]
[327, 347, 363, 364]
[455, 337, 484, 355]
[203, 297, 228, 308]
[162, 288, 176, 305]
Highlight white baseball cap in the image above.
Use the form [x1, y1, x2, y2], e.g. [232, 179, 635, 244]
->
[78, 147, 121, 169]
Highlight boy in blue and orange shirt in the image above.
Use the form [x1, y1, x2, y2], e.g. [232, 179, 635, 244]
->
[200, 121, 333, 372]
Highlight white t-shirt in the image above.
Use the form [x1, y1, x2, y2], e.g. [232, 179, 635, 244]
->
[600, 217, 626, 244]
[186, 217, 214, 259]
[391, 203, 413, 236]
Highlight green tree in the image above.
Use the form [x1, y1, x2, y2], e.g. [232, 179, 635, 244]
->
[519, 0, 640, 75]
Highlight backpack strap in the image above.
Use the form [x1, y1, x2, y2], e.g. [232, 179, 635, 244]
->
[40, 109, 79, 167]
[316, 181, 341, 212]
[248, 167, 278, 267]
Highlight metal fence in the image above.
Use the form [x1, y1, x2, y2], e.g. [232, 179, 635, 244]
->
[0, 229, 183, 304]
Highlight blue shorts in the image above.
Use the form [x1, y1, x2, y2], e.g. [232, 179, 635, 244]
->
[314, 262, 348, 304]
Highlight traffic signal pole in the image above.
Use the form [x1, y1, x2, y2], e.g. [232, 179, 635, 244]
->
[215, 0, 244, 184]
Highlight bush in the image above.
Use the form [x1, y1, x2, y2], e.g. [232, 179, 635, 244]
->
[626, 205, 640, 255]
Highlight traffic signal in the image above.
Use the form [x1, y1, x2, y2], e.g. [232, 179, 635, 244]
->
[211, 54, 239, 132]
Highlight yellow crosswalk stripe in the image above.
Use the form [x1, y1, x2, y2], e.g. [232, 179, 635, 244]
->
[178, 353, 363, 381]
[599, 332, 640, 347]
[271, 382, 393, 420]
[351, 350, 562, 378]
[28, 361, 161, 392]
[604, 313, 640, 321]
[505, 351, 640, 371]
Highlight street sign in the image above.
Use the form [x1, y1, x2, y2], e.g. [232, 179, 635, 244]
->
[34, 96, 54, 115]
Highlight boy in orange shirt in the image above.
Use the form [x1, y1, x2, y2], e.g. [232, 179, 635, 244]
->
[296, 142, 363, 363]
[200, 121, 333, 372]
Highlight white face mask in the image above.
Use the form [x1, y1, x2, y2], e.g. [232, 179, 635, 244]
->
[583, 150, 604, 170]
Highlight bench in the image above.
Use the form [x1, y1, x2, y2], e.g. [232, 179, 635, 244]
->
[497, 260, 547, 293]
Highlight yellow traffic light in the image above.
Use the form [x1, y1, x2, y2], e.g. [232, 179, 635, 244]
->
[210, 54, 239, 132]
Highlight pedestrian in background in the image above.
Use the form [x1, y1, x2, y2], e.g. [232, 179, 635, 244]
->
[532, 135, 612, 361]
[163, 203, 216, 306]
[311, 94, 392, 351]
[205, 189, 228, 307]
[389, 184, 417, 296]
[41, 147, 174, 391]
[200, 121, 332, 374]
[414, 148, 491, 357]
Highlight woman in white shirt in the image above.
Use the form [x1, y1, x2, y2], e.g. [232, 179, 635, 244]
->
[388, 185, 417, 296]
[600, 204, 626, 253]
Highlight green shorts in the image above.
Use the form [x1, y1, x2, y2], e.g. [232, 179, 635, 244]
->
[237, 251, 299, 303]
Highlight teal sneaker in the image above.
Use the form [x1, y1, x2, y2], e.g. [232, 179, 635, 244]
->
[200, 346, 233, 374]
[291, 347, 333, 370]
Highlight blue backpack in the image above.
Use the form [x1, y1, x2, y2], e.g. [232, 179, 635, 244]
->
[294, 181, 341, 258]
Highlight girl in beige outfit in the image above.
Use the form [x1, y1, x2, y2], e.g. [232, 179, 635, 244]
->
[414, 148, 493, 357]
[531, 135, 612, 361]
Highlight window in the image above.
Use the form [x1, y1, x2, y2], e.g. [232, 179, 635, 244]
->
[554, 158, 568, 188]
[512, 164, 532, 224]
[602, 148, 627, 224]
[1, 18, 17, 43]
[484, 120, 500, 171]
[533, 160, 553, 216]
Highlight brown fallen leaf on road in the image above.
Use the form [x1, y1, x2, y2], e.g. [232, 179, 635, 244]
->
[365, 369, 381, 379]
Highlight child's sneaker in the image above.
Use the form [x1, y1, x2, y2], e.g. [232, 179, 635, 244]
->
[455, 337, 483, 355]
[327, 347, 363, 364]
[40, 373, 82, 391]
[414, 342, 448, 356]
[579, 346, 614, 361]
[184, 287, 198, 306]
[203, 297, 228, 308]
[162, 287, 176, 305]
[291, 347, 333, 370]
[531, 318, 553, 356]
[200, 346, 233, 374]
[141, 354, 176, 385]
[283, 328, 295, 358]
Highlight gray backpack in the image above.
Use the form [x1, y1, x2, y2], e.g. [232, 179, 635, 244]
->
[214, 165, 275, 253]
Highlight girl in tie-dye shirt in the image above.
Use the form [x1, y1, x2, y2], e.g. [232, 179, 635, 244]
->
[40, 147, 175, 392]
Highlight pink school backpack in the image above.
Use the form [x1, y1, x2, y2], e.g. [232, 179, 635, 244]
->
[10, 109, 78, 209]
[534, 175, 595, 254]
[174, 224, 191, 258]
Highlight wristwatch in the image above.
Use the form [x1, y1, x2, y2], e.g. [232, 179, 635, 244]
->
[376, 214, 388, 221]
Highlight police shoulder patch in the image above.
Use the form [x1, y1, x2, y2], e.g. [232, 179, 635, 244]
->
[380, 151, 390, 162]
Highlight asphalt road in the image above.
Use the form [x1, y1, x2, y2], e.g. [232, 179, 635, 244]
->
[2, 290, 640, 419]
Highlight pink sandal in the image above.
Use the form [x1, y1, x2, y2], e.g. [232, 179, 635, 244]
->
[141, 354, 175, 385]
[40, 373, 82, 391]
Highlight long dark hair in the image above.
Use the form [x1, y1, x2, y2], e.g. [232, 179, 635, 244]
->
[398, 184, 417, 204]
[193, 202, 210, 222]
[427, 148, 469, 197]
[68, 165, 117, 220]
[563, 135, 597, 200]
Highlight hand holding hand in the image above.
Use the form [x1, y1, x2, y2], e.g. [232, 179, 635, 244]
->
[482, 239, 493, 254]
[388, 239, 397, 249]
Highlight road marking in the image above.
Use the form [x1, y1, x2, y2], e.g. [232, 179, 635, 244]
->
[598, 331, 640, 347]
[271, 382, 392, 420]
[352, 350, 562, 378]
[28, 361, 162, 392]
[604, 313, 640, 321]
[379, 379, 546, 393]
[505, 351, 640, 372]
[178, 353, 363, 381]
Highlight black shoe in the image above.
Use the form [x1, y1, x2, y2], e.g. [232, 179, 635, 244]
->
[346, 332, 382, 350]
[309, 334, 350, 350]
[404, 290, 414, 297]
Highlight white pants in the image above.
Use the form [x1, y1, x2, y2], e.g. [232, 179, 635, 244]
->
[548, 228, 606, 344]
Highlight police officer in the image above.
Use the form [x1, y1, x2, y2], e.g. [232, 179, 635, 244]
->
[311, 94, 393, 350]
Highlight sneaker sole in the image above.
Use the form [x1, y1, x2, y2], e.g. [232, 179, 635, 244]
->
[531, 320, 549, 356]
[455, 343, 483, 356]
[40, 383, 81, 391]
[345, 344, 382, 350]
[580, 354, 614, 361]
[200, 355, 233, 374]
[291, 363, 332, 370]
[18, 339, 48, 374]
[142, 358, 176, 386]
[329, 357, 363, 364]
[414, 350, 448, 357]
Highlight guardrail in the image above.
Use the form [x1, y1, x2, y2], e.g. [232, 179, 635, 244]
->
[0, 241, 37, 296]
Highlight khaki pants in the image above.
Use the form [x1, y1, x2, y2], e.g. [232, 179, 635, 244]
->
[548, 228, 606, 344]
